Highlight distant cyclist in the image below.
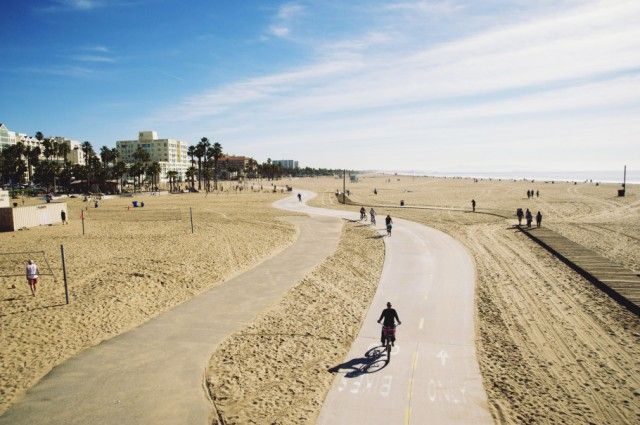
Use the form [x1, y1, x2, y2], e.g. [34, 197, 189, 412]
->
[377, 302, 401, 346]
[385, 215, 393, 236]
[369, 208, 376, 225]
[297, 193, 302, 202]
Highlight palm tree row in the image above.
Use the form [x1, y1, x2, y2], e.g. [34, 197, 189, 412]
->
[0, 132, 165, 194]
[188, 137, 223, 192]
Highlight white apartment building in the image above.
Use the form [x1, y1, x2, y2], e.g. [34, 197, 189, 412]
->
[116, 131, 189, 182]
[0, 123, 85, 166]
[0, 123, 17, 150]
[273, 159, 299, 169]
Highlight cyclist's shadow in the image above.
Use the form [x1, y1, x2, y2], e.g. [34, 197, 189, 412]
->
[327, 346, 389, 378]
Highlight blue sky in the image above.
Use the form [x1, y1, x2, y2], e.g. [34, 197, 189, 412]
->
[1, 0, 639, 171]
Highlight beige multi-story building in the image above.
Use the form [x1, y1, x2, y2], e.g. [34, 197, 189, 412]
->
[51, 137, 85, 166]
[116, 131, 189, 182]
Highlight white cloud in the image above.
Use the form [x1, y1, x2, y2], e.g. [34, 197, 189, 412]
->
[146, 0, 640, 170]
[265, 2, 304, 39]
[277, 3, 304, 20]
[269, 26, 290, 37]
[385, 0, 464, 15]
[71, 54, 115, 63]
[82, 45, 110, 53]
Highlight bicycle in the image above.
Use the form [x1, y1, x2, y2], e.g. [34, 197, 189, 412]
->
[381, 324, 398, 359]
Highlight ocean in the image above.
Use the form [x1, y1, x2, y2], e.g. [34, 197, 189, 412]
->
[376, 170, 639, 185]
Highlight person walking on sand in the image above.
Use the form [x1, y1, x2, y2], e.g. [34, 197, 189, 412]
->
[60, 210, 67, 225]
[26, 260, 39, 296]
[516, 208, 524, 226]
[536, 211, 542, 227]
[385, 215, 393, 236]
[471, 199, 476, 212]
[536, 190, 539, 197]
[360, 206, 366, 221]
[369, 208, 376, 225]
[525, 209, 533, 228]
[377, 302, 401, 346]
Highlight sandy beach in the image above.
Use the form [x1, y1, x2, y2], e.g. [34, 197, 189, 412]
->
[0, 190, 297, 415]
[294, 175, 640, 424]
[2, 176, 639, 424]
[206, 221, 384, 424]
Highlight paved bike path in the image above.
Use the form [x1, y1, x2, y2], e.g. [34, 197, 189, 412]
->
[0, 214, 343, 425]
[279, 191, 493, 425]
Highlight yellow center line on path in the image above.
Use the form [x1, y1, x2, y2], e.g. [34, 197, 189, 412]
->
[424, 290, 429, 301]
[405, 350, 419, 425]
[418, 317, 424, 330]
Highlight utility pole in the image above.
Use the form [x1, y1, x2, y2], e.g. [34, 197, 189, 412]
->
[619, 165, 627, 197]
[342, 169, 346, 204]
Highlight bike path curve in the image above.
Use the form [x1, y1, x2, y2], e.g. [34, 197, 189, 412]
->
[277, 191, 493, 425]
[0, 213, 343, 425]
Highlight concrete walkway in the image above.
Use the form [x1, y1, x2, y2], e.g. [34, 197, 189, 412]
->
[280, 191, 493, 425]
[0, 214, 343, 425]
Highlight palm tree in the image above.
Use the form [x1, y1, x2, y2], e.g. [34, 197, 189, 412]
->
[42, 139, 54, 160]
[132, 146, 150, 191]
[187, 145, 196, 167]
[195, 137, 209, 190]
[147, 162, 162, 191]
[166, 170, 178, 192]
[100, 146, 116, 164]
[211, 142, 223, 190]
[185, 166, 197, 190]
[58, 141, 70, 169]
[81, 141, 95, 191]
[112, 161, 128, 193]
[1, 143, 27, 185]
[24, 145, 41, 184]
[81, 141, 94, 164]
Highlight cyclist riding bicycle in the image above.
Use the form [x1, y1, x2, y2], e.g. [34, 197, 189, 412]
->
[377, 302, 401, 346]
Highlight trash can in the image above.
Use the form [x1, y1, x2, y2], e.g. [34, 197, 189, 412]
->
[132, 201, 138, 207]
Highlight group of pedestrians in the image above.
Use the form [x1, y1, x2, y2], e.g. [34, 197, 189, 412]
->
[527, 189, 540, 198]
[359, 206, 393, 236]
[516, 208, 542, 228]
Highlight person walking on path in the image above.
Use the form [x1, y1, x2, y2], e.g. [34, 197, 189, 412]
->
[385, 215, 393, 236]
[297, 193, 302, 202]
[360, 206, 366, 221]
[369, 208, 376, 225]
[377, 302, 401, 346]
[525, 209, 533, 228]
[471, 199, 476, 212]
[516, 208, 524, 226]
[536, 211, 542, 228]
[60, 210, 67, 225]
[26, 259, 39, 296]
